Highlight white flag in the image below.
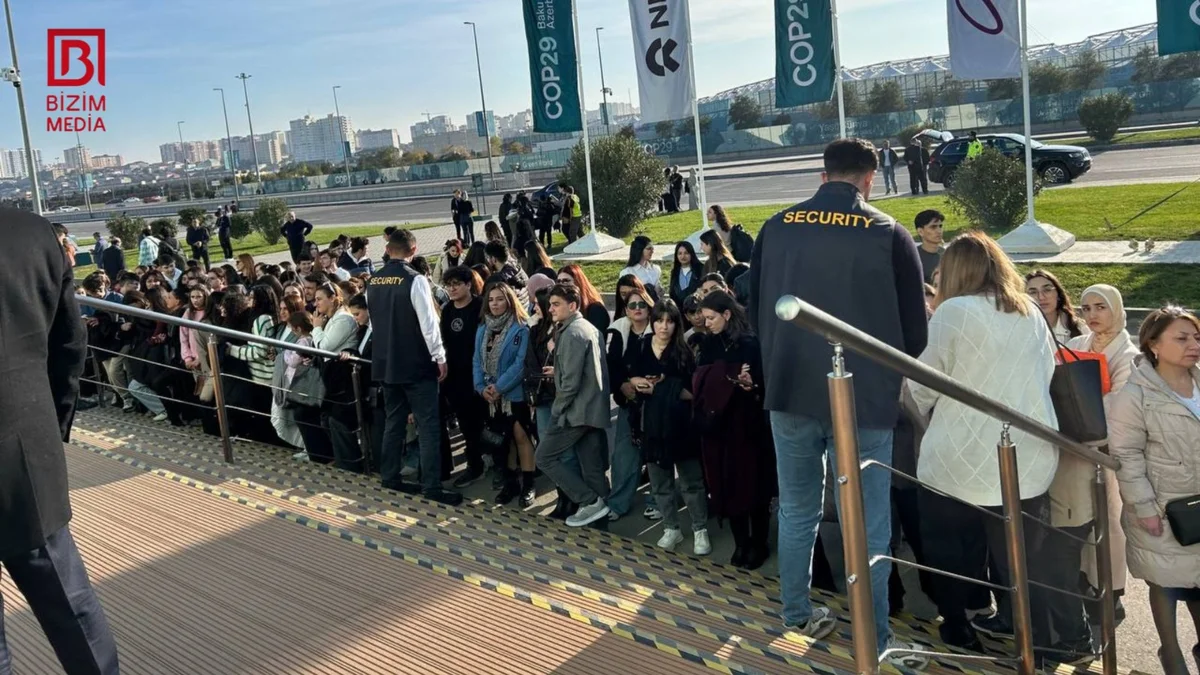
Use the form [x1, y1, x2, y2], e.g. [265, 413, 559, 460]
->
[628, 0, 695, 123]
[947, 0, 1021, 80]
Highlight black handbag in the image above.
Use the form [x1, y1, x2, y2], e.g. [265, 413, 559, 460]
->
[285, 362, 326, 409]
[1049, 341, 1108, 443]
[478, 404, 512, 454]
[1165, 494, 1200, 546]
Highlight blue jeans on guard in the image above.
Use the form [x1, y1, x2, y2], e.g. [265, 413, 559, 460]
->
[771, 411, 893, 653]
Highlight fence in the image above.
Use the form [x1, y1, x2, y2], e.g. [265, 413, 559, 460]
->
[774, 295, 1120, 675]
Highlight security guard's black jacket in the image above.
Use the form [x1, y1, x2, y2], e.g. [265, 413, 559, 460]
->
[749, 181, 927, 429]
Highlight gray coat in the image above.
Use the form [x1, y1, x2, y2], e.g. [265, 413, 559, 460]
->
[551, 312, 610, 429]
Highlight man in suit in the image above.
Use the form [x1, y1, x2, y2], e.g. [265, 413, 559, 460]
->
[534, 284, 612, 528]
[0, 208, 120, 673]
[904, 137, 930, 196]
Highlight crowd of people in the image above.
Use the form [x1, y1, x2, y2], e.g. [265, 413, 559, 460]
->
[62, 136, 1200, 674]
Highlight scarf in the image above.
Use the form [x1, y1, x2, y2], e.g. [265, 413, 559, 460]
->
[1080, 284, 1125, 352]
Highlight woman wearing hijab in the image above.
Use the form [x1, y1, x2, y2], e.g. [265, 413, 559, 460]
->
[1062, 285, 1138, 624]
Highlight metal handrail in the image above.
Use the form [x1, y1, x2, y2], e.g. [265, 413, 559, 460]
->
[774, 295, 1119, 471]
[77, 296, 370, 364]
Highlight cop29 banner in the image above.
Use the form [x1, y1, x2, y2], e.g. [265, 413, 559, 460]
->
[523, 0, 583, 133]
[628, 0, 695, 123]
[1156, 0, 1200, 55]
[947, 0, 1021, 80]
[775, 1, 836, 108]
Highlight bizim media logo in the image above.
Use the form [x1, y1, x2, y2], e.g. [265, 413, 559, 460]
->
[46, 28, 107, 132]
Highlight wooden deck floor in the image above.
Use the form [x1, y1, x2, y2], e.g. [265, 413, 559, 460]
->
[1, 408, 1145, 674]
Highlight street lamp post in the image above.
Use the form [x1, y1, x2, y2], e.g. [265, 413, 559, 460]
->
[332, 85, 353, 188]
[74, 130, 92, 216]
[3, 0, 42, 214]
[596, 26, 612, 135]
[214, 87, 241, 203]
[236, 73, 264, 187]
[464, 21, 497, 194]
[177, 120, 194, 201]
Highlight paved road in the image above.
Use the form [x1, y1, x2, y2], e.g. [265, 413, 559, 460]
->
[65, 144, 1200, 235]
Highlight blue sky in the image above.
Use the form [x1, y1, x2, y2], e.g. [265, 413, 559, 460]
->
[0, 0, 1155, 164]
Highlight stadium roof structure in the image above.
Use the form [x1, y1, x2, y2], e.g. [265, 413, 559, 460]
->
[700, 23, 1158, 104]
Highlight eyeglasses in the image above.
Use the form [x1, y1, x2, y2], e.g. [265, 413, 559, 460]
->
[557, 277, 573, 285]
[626, 301, 649, 310]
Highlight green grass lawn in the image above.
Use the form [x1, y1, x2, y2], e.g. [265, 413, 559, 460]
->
[1053, 125, 1200, 148]
[631, 181, 1200, 244]
[73, 222, 436, 279]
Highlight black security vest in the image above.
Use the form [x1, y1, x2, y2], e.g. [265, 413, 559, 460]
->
[367, 260, 436, 385]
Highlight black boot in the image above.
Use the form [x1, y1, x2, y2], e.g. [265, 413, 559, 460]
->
[729, 516, 750, 567]
[739, 507, 771, 570]
[495, 470, 520, 505]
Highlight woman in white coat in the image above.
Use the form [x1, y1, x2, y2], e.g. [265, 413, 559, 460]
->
[1109, 306, 1200, 675]
[910, 232, 1060, 653]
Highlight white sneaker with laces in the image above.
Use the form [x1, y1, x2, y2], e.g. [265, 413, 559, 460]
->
[399, 465, 418, 478]
[693, 529, 712, 556]
[566, 498, 611, 527]
[883, 637, 929, 671]
[656, 528, 684, 551]
[292, 451, 309, 461]
[152, 412, 168, 422]
[643, 506, 663, 520]
[783, 606, 837, 641]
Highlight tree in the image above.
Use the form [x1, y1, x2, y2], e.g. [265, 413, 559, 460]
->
[1131, 47, 1162, 84]
[1069, 50, 1107, 91]
[655, 120, 675, 138]
[814, 83, 862, 119]
[438, 146, 470, 162]
[617, 124, 637, 139]
[771, 113, 792, 126]
[987, 78, 1021, 101]
[1161, 52, 1200, 81]
[728, 94, 763, 130]
[916, 87, 939, 109]
[867, 80, 904, 114]
[150, 218, 176, 241]
[501, 140, 528, 155]
[947, 148, 1043, 232]
[229, 212, 254, 240]
[402, 149, 433, 165]
[1029, 62, 1070, 96]
[490, 135, 503, 156]
[558, 134, 663, 238]
[105, 213, 146, 250]
[677, 115, 712, 136]
[358, 147, 403, 170]
[176, 206, 210, 228]
[251, 198, 288, 245]
[1078, 93, 1134, 142]
[941, 79, 965, 106]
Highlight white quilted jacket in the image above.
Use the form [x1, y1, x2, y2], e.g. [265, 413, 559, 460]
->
[1109, 358, 1200, 589]
[910, 294, 1060, 507]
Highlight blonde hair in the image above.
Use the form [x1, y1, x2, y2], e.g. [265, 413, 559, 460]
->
[936, 231, 1030, 315]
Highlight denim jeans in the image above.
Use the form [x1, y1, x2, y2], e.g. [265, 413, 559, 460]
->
[127, 379, 166, 415]
[882, 164, 897, 192]
[608, 407, 643, 516]
[771, 411, 893, 653]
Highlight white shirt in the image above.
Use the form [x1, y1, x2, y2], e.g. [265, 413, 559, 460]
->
[883, 151, 892, 167]
[619, 262, 662, 293]
[1174, 382, 1200, 421]
[326, 266, 351, 282]
[410, 273, 446, 364]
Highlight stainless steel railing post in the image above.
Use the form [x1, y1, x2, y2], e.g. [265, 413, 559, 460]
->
[206, 338, 235, 464]
[997, 424, 1035, 675]
[1093, 463, 1118, 675]
[351, 364, 372, 474]
[828, 343, 879, 674]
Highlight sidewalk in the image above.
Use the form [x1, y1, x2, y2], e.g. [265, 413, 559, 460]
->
[251, 223, 458, 267]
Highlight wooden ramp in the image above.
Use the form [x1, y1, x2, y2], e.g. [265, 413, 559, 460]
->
[1, 408, 1146, 674]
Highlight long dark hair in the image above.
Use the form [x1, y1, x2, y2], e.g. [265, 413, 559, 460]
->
[1024, 268, 1082, 336]
[464, 241, 489, 267]
[522, 240, 553, 277]
[615, 274, 654, 319]
[710, 204, 733, 233]
[670, 240, 703, 290]
[699, 290, 751, 341]
[627, 235, 652, 268]
[649, 299, 694, 373]
[700, 229, 735, 276]
[249, 284, 281, 327]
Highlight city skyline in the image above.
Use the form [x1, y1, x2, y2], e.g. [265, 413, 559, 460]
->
[0, 0, 1155, 164]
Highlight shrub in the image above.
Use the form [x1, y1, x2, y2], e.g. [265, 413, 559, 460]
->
[946, 147, 1042, 233]
[177, 206, 211, 228]
[558, 134, 664, 238]
[251, 198, 289, 245]
[229, 212, 254, 240]
[1077, 93, 1134, 143]
[149, 217, 176, 240]
[105, 213, 146, 250]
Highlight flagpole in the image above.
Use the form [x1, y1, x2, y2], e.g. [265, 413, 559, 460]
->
[571, 1, 597, 239]
[685, 0, 708, 232]
[1019, 0, 1035, 225]
[831, 0, 847, 138]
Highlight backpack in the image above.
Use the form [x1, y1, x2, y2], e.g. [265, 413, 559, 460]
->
[729, 224, 754, 263]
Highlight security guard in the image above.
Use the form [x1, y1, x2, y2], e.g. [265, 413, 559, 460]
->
[966, 130, 984, 159]
[369, 229, 462, 505]
[747, 138, 929, 670]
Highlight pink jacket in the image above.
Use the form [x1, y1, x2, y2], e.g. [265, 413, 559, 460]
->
[180, 310, 206, 365]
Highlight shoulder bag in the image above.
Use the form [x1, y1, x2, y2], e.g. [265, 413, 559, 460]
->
[1049, 340, 1108, 443]
[285, 360, 326, 409]
[1166, 495, 1200, 546]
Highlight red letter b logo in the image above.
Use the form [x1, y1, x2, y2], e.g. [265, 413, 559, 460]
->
[47, 29, 106, 86]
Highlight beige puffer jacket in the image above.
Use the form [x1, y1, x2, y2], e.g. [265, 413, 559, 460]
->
[1108, 357, 1200, 589]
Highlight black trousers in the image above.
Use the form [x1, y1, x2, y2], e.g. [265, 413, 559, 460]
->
[380, 380, 442, 492]
[191, 245, 210, 271]
[218, 234, 233, 260]
[294, 405, 334, 464]
[909, 168, 929, 195]
[444, 387, 486, 472]
[287, 240, 304, 264]
[1043, 522, 1094, 643]
[728, 504, 771, 552]
[0, 526, 120, 675]
[920, 490, 1053, 646]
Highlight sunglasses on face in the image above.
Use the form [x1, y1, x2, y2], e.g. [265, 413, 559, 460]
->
[626, 301, 649, 310]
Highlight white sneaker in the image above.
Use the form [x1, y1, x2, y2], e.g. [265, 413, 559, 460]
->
[400, 465, 418, 478]
[292, 451, 309, 461]
[566, 498, 611, 527]
[656, 528, 684, 551]
[883, 637, 929, 671]
[693, 529, 712, 556]
[783, 606, 837, 641]
[152, 412, 169, 422]
[643, 506, 663, 520]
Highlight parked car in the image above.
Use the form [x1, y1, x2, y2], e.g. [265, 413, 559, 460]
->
[145, 195, 165, 203]
[531, 180, 563, 210]
[53, 205, 80, 213]
[104, 198, 123, 206]
[122, 197, 143, 204]
[925, 132, 1092, 186]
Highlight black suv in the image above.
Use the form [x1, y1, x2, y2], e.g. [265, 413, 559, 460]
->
[926, 132, 1092, 186]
